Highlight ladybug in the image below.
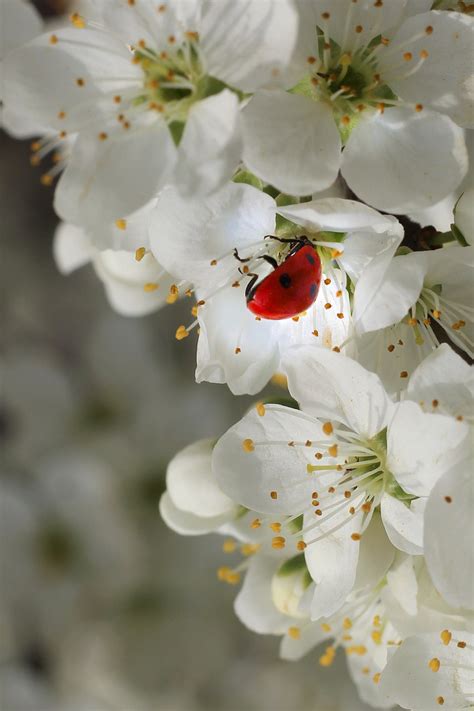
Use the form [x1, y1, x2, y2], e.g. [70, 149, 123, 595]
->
[239, 236, 322, 321]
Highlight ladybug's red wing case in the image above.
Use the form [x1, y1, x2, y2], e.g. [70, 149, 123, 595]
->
[247, 245, 322, 321]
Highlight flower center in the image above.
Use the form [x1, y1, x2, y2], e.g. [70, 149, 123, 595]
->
[132, 34, 204, 123]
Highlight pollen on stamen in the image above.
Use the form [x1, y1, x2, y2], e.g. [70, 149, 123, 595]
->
[457, 640, 467, 648]
[135, 247, 146, 262]
[312, 329, 319, 337]
[355, 24, 363, 33]
[324, 303, 332, 310]
[420, 49, 429, 59]
[242, 438, 255, 453]
[415, 104, 424, 112]
[76, 77, 85, 87]
[251, 518, 261, 529]
[288, 626, 301, 640]
[437, 697, 445, 706]
[372, 673, 381, 685]
[70, 12, 86, 28]
[322, 422, 333, 436]
[425, 25, 433, 35]
[175, 325, 189, 341]
[143, 282, 159, 292]
[444, 495, 452, 503]
[234, 347, 241, 355]
[319, 646, 336, 667]
[441, 629, 452, 645]
[222, 539, 237, 553]
[351, 533, 361, 541]
[296, 540, 306, 551]
[210, 259, 217, 266]
[429, 658, 441, 672]
[40, 174, 53, 186]
[307, 56, 317, 64]
[256, 402, 266, 417]
[271, 536, 286, 549]
[270, 522, 281, 532]
[400, 371, 408, 378]
[432, 309, 441, 318]
[166, 285, 179, 304]
[341, 115, 351, 126]
[328, 444, 338, 457]
[49, 34, 58, 45]
[403, 51, 413, 61]
[270, 490, 278, 500]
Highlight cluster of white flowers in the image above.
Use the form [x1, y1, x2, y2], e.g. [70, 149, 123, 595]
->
[2, 0, 473, 708]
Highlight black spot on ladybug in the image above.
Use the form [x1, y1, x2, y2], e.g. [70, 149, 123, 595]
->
[309, 283, 317, 299]
[279, 273, 292, 289]
[306, 253, 315, 265]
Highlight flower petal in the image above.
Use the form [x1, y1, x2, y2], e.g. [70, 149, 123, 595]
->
[353, 252, 426, 334]
[455, 186, 474, 244]
[3, 28, 140, 134]
[234, 555, 290, 635]
[213, 405, 320, 515]
[342, 108, 468, 213]
[202, 0, 299, 91]
[282, 346, 393, 437]
[167, 438, 236, 519]
[53, 222, 93, 274]
[424, 461, 474, 609]
[278, 198, 402, 238]
[379, 632, 474, 710]
[159, 492, 231, 536]
[381, 493, 425, 555]
[149, 182, 275, 288]
[379, 11, 474, 128]
[354, 512, 395, 591]
[387, 400, 469, 496]
[175, 90, 242, 197]
[195, 285, 280, 396]
[54, 122, 176, 228]
[93, 250, 172, 317]
[305, 506, 365, 620]
[242, 91, 341, 195]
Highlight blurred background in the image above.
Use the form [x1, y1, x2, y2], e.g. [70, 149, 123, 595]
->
[1, 2, 384, 709]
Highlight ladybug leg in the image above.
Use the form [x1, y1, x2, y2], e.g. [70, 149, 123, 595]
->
[233, 247, 251, 263]
[263, 235, 308, 245]
[261, 255, 279, 270]
[245, 273, 259, 298]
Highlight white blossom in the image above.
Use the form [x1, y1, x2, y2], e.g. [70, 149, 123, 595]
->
[242, 3, 471, 212]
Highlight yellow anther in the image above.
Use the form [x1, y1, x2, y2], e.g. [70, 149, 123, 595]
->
[135, 247, 146, 262]
[371, 630, 382, 644]
[270, 522, 281, 532]
[70, 12, 85, 28]
[343, 618, 352, 630]
[429, 658, 440, 672]
[331, 249, 343, 258]
[115, 218, 127, 230]
[175, 325, 189, 341]
[403, 51, 413, 61]
[250, 518, 261, 529]
[296, 540, 307, 551]
[241, 543, 260, 556]
[432, 309, 441, 318]
[242, 438, 255, 453]
[373, 615, 381, 628]
[256, 402, 266, 417]
[351, 533, 361, 541]
[322, 422, 333, 436]
[373, 673, 381, 684]
[270, 490, 278, 500]
[437, 697, 445, 705]
[321, 623, 331, 633]
[271, 536, 286, 550]
[166, 284, 179, 304]
[49, 34, 58, 45]
[40, 174, 53, 186]
[271, 372, 288, 388]
[288, 626, 301, 640]
[420, 49, 429, 59]
[143, 282, 158, 292]
[223, 539, 237, 553]
[328, 444, 338, 457]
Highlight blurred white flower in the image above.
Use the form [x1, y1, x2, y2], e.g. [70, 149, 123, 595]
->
[149, 182, 402, 394]
[54, 221, 175, 317]
[213, 347, 469, 620]
[3, 0, 298, 227]
[0, 0, 42, 135]
[242, 4, 471, 212]
[354, 245, 474, 393]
